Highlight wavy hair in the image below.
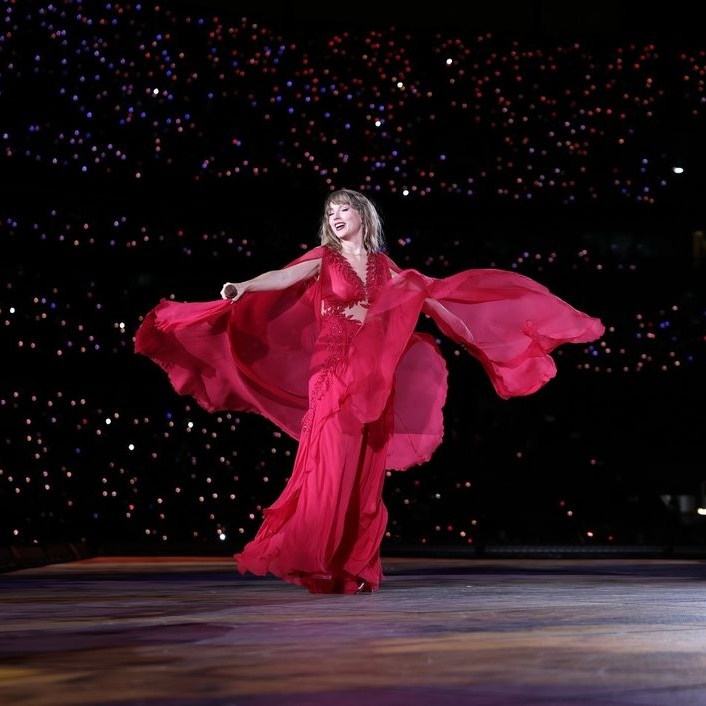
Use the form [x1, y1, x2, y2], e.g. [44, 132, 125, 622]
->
[318, 189, 384, 252]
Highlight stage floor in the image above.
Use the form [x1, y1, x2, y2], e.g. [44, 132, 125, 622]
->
[3, 556, 706, 705]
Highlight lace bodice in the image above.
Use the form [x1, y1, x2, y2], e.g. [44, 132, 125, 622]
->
[320, 246, 389, 323]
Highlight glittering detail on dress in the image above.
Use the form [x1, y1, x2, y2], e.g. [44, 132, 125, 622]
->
[322, 247, 372, 321]
[301, 247, 389, 432]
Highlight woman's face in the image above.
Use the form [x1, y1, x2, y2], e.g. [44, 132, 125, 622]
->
[327, 201, 363, 241]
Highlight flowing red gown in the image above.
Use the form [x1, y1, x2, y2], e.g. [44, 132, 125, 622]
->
[135, 245, 604, 593]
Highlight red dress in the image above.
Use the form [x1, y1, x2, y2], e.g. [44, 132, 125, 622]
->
[135, 245, 604, 592]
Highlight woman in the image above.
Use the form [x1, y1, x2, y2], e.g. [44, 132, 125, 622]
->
[135, 188, 604, 593]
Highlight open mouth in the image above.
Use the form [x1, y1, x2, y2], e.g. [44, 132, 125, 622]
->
[335, 223, 345, 231]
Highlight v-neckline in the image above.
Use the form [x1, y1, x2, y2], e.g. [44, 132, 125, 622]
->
[335, 248, 369, 290]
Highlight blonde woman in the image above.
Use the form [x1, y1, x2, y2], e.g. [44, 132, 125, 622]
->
[136, 189, 604, 593]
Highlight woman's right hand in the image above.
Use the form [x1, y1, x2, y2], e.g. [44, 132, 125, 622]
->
[220, 282, 243, 302]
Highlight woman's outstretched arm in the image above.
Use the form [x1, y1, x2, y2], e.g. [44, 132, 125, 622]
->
[220, 258, 321, 302]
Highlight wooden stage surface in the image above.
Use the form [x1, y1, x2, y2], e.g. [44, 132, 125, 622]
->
[3, 556, 706, 705]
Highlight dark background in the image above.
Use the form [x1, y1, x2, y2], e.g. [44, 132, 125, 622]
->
[1, 0, 705, 563]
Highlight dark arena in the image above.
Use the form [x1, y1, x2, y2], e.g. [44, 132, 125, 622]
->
[3, 1, 706, 704]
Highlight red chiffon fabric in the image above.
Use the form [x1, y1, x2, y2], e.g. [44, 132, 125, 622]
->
[135, 245, 604, 592]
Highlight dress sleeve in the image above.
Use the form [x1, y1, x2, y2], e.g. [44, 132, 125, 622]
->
[381, 252, 402, 275]
[422, 268, 605, 399]
[134, 246, 325, 439]
[343, 264, 604, 437]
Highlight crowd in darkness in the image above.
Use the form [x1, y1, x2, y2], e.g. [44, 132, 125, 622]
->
[1, 1, 705, 555]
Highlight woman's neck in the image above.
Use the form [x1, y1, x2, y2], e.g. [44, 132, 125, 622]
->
[339, 238, 366, 257]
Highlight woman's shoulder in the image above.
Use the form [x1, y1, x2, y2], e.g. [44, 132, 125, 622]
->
[304, 244, 327, 257]
[318, 244, 343, 264]
[374, 249, 400, 271]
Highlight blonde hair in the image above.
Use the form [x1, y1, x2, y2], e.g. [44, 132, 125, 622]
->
[318, 188, 384, 252]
